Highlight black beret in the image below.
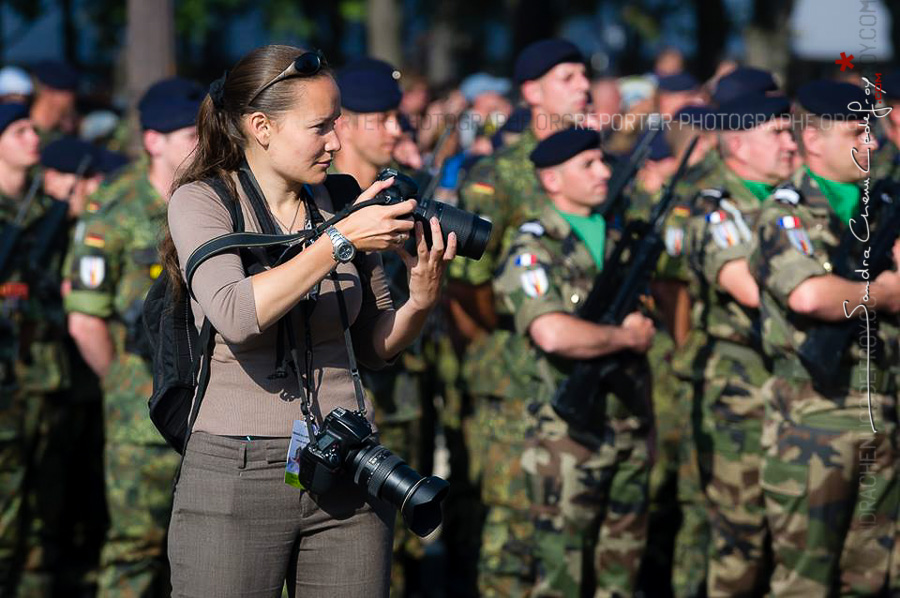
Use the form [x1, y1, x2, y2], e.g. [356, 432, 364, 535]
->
[139, 77, 204, 132]
[657, 72, 699, 93]
[639, 130, 673, 161]
[0, 103, 30, 136]
[715, 94, 791, 130]
[513, 39, 583, 85]
[32, 60, 79, 91]
[797, 80, 869, 120]
[529, 127, 600, 168]
[40, 136, 99, 174]
[337, 58, 402, 113]
[712, 67, 778, 105]
[881, 71, 900, 101]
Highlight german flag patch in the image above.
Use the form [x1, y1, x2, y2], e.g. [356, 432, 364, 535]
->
[469, 182, 494, 195]
[84, 233, 105, 249]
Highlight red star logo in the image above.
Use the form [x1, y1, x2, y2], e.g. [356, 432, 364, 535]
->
[835, 52, 855, 71]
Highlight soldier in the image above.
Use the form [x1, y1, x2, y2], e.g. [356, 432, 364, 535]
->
[0, 102, 40, 596]
[332, 57, 427, 596]
[448, 38, 591, 596]
[682, 92, 796, 597]
[749, 80, 900, 595]
[656, 72, 704, 119]
[29, 61, 79, 145]
[64, 78, 202, 597]
[494, 128, 655, 596]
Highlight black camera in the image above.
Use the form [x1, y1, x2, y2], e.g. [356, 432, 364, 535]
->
[375, 168, 492, 260]
[297, 407, 449, 538]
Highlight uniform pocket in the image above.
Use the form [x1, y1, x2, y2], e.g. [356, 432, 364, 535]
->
[759, 423, 808, 498]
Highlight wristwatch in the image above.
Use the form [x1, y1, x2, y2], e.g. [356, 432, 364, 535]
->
[326, 226, 356, 263]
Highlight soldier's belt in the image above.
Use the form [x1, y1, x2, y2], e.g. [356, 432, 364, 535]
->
[772, 357, 895, 395]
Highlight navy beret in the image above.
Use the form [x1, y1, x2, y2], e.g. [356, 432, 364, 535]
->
[514, 39, 583, 85]
[673, 105, 717, 129]
[0, 103, 30, 136]
[880, 71, 900, 100]
[32, 61, 79, 91]
[712, 67, 778, 105]
[715, 94, 791, 130]
[638, 130, 673, 161]
[95, 148, 130, 175]
[530, 127, 600, 168]
[797, 80, 869, 120]
[337, 58, 402, 113]
[657, 72, 699, 93]
[139, 77, 204, 132]
[40, 137, 99, 175]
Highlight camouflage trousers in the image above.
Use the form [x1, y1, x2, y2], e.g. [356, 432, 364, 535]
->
[702, 346, 772, 598]
[98, 442, 180, 598]
[0, 385, 25, 596]
[470, 395, 535, 598]
[521, 402, 650, 598]
[762, 377, 899, 596]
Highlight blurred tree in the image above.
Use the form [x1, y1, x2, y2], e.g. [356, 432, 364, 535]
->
[368, 0, 402, 66]
[744, 0, 792, 86]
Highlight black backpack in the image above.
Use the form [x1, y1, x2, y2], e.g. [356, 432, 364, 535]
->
[143, 174, 362, 454]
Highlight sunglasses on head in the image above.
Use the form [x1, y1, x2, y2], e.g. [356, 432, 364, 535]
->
[248, 50, 327, 105]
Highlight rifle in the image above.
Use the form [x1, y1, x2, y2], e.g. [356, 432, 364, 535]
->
[796, 176, 900, 390]
[0, 174, 44, 281]
[598, 124, 662, 218]
[551, 136, 699, 445]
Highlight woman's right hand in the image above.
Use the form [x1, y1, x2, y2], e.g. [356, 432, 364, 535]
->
[335, 177, 417, 252]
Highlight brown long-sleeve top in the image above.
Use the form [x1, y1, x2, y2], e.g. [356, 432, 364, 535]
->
[167, 173, 393, 436]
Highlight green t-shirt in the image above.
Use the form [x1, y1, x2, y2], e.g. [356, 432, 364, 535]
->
[555, 208, 606, 270]
[806, 166, 860, 223]
[741, 179, 774, 202]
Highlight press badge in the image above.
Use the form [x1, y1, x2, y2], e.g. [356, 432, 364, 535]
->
[285, 419, 316, 489]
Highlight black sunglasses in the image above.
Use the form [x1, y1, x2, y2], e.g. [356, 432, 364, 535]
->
[248, 51, 327, 105]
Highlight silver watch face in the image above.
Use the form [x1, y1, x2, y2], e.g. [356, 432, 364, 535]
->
[336, 241, 355, 262]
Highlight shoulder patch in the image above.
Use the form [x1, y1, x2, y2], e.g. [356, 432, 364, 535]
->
[84, 233, 105, 249]
[79, 256, 106, 289]
[705, 210, 727, 224]
[514, 253, 539, 267]
[773, 184, 802, 205]
[520, 268, 549, 297]
[699, 188, 725, 201]
[468, 182, 495, 196]
[519, 221, 545, 237]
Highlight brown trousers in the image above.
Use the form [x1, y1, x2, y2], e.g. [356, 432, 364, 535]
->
[168, 432, 394, 597]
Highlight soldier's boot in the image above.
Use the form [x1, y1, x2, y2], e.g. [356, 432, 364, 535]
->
[97, 443, 180, 598]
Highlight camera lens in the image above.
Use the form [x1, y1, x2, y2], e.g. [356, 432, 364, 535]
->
[352, 444, 449, 537]
[417, 199, 492, 260]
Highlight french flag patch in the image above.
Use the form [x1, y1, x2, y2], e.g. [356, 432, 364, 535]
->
[515, 253, 539, 267]
[778, 216, 801, 229]
[706, 210, 726, 224]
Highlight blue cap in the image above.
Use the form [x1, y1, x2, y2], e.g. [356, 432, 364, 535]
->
[635, 130, 673, 161]
[95, 148, 130, 175]
[139, 77, 204, 132]
[797, 80, 869, 120]
[32, 61, 79, 91]
[657, 72, 698, 93]
[881, 71, 900, 100]
[337, 58, 402, 113]
[716, 94, 791, 130]
[514, 39, 583, 85]
[712, 67, 778, 105]
[0, 103, 30, 136]
[529, 127, 600, 168]
[460, 73, 511, 102]
[40, 136, 99, 174]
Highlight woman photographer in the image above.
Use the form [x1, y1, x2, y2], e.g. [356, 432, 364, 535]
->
[162, 45, 456, 597]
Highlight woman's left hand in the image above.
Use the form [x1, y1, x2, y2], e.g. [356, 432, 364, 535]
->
[396, 217, 457, 312]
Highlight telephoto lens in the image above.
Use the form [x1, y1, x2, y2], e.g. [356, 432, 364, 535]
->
[351, 444, 449, 537]
[375, 168, 492, 260]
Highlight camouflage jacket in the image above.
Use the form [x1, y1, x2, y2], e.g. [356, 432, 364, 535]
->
[749, 166, 900, 383]
[63, 163, 168, 444]
[449, 128, 543, 286]
[683, 159, 768, 357]
[0, 181, 71, 395]
[871, 139, 900, 184]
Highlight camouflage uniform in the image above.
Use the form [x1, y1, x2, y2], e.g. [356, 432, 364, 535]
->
[451, 129, 548, 596]
[494, 203, 651, 597]
[748, 167, 899, 596]
[683, 159, 776, 597]
[63, 164, 181, 598]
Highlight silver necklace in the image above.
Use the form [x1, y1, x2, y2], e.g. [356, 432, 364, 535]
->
[272, 199, 303, 233]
